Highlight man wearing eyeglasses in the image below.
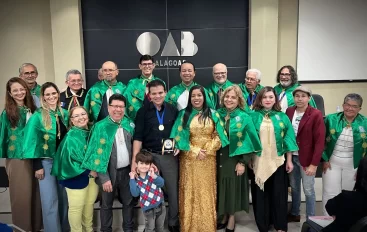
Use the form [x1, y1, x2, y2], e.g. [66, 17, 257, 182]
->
[19, 63, 41, 107]
[274, 65, 317, 112]
[123, 55, 165, 120]
[238, 68, 264, 110]
[60, 69, 86, 111]
[206, 63, 233, 109]
[84, 61, 126, 123]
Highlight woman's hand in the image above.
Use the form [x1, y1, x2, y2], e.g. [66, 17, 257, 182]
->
[35, 169, 44, 180]
[235, 163, 245, 176]
[305, 164, 317, 176]
[197, 149, 207, 160]
[89, 171, 97, 178]
[323, 162, 331, 174]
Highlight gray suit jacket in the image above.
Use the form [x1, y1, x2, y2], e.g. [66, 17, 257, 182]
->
[96, 128, 132, 186]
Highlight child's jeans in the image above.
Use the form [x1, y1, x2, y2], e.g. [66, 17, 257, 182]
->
[143, 203, 166, 232]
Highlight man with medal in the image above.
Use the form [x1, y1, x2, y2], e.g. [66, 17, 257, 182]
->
[206, 63, 233, 109]
[132, 79, 180, 232]
[84, 61, 126, 123]
[166, 61, 214, 110]
[238, 68, 264, 110]
[82, 93, 136, 232]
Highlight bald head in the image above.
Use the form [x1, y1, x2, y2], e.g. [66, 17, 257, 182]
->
[213, 63, 228, 84]
[102, 61, 119, 82]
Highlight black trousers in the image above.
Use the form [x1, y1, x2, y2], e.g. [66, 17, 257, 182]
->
[251, 163, 288, 232]
[151, 152, 179, 227]
[100, 166, 134, 232]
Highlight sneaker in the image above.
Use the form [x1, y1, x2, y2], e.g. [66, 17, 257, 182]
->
[287, 214, 301, 222]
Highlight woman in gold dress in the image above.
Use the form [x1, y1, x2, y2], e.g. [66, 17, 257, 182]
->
[171, 85, 229, 232]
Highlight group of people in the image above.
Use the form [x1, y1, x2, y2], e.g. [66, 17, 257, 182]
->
[1, 55, 367, 232]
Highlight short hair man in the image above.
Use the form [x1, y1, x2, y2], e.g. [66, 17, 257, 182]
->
[84, 61, 126, 123]
[166, 61, 214, 110]
[123, 55, 165, 120]
[206, 63, 233, 109]
[274, 65, 317, 112]
[19, 63, 41, 107]
[60, 69, 86, 111]
[133, 80, 180, 232]
[239, 68, 264, 109]
[83, 93, 135, 232]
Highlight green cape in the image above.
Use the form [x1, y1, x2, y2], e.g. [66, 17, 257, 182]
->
[84, 80, 126, 123]
[322, 112, 367, 168]
[23, 108, 69, 159]
[0, 107, 31, 159]
[124, 75, 164, 120]
[51, 126, 90, 180]
[274, 83, 317, 108]
[170, 108, 229, 151]
[206, 80, 233, 109]
[250, 110, 298, 156]
[165, 82, 215, 109]
[82, 115, 135, 173]
[217, 107, 262, 157]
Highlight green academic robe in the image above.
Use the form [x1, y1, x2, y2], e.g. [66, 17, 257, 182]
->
[274, 83, 317, 108]
[322, 112, 367, 168]
[166, 82, 215, 110]
[170, 109, 229, 151]
[217, 107, 262, 157]
[84, 80, 126, 123]
[0, 107, 31, 159]
[82, 116, 135, 173]
[23, 108, 69, 159]
[206, 80, 233, 109]
[250, 110, 298, 156]
[51, 126, 90, 180]
[123, 75, 164, 120]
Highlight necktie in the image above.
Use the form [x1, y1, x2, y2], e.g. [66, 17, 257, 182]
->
[217, 88, 223, 105]
[72, 95, 78, 107]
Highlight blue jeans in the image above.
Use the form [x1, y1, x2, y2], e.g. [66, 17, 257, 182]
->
[289, 155, 316, 217]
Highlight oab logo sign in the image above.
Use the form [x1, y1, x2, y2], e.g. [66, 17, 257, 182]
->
[136, 32, 198, 57]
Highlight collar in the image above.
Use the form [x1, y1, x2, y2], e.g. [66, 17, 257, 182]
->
[180, 81, 196, 90]
[65, 87, 85, 98]
[107, 116, 122, 125]
[149, 102, 166, 111]
[103, 79, 118, 87]
[214, 80, 226, 88]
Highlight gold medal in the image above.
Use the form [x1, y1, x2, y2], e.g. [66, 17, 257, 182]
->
[159, 125, 164, 131]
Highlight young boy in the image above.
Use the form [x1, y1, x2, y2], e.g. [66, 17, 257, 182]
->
[129, 151, 166, 232]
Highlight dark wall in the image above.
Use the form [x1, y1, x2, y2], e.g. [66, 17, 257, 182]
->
[81, 0, 249, 89]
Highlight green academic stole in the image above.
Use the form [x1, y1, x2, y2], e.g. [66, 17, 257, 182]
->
[322, 112, 367, 168]
[82, 116, 135, 173]
[84, 80, 126, 123]
[31, 84, 41, 97]
[51, 126, 90, 180]
[251, 110, 298, 156]
[0, 107, 30, 159]
[170, 108, 229, 151]
[206, 80, 233, 109]
[124, 75, 164, 120]
[217, 107, 262, 157]
[23, 108, 69, 159]
[274, 83, 317, 108]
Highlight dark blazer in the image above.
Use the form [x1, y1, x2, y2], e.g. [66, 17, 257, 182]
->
[286, 105, 325, 167]
[96, 129, 132, 186]
[60, 87, 86, 111]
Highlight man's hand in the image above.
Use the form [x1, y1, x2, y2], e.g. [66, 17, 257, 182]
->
[35, 169, 44, 180]
[89, 171, 97, 178]
[286, 160, 294, 173]
[131, 162, 137, 173]
[102, 180, 113, 192]
[305, 164, 317, 176]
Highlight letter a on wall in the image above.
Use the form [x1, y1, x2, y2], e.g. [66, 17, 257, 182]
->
[161, 33, 181, 56]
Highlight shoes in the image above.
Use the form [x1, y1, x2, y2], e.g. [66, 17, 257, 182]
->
[168, 225, 180, 232]
[287, 213, 301, 222]
[226, 228, 235, 232]
[217, 221, 228, 230]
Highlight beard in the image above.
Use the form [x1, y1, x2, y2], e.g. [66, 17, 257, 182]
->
[280, 80, 292, 88]
[105, 76, 113, 81]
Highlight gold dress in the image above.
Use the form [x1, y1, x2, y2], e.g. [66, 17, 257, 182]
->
[179, 115, 222, 232]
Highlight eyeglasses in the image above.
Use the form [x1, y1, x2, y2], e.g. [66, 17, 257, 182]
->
[280, 73, 291, 77]
[68, 79, 83, 84]
[11, 88, 26, 94]
[245, 77, 257, 82]
[102, 69, 117, 73]
[109, 105, 125, 109]
[343, 103, 361, 110]
[140, 63, 154, 67]
[71, 112, 88, 118]
[44, 92, 58, 98]
[22, 71, 37, 77]
[214, 72, 227, 76]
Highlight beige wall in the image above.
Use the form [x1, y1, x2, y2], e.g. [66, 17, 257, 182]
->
[0, 0, 366, 116]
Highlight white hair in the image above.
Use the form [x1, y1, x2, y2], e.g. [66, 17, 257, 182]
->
[246, 68, 261, 80]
